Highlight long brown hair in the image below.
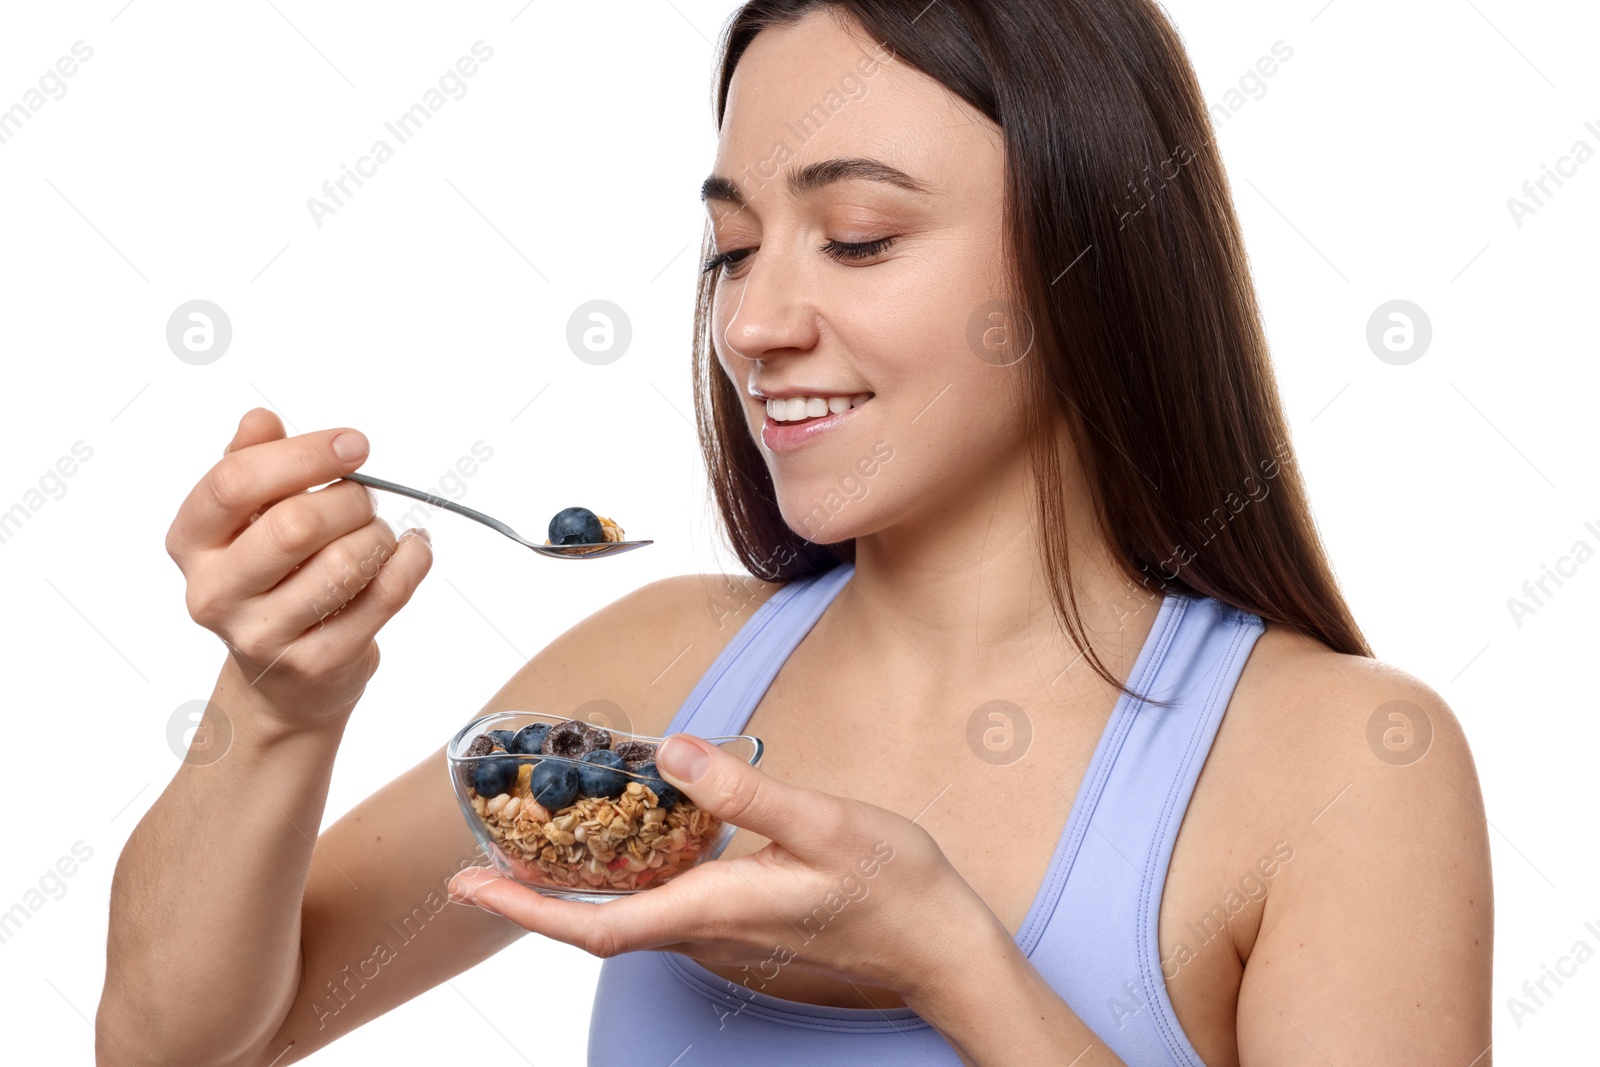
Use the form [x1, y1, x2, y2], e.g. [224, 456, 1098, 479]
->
[690, 0, 1372, 691]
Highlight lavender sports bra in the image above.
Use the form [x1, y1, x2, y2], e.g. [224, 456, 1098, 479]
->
[588, 562, 1263, 1065]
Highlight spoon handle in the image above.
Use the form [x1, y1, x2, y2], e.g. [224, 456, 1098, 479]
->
[344, 472, 534, 547]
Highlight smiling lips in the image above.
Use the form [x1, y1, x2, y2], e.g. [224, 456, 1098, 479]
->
[759, 393, 872, 453]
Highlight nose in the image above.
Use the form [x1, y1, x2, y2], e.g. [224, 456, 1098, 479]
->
[718, 242, 821, 365]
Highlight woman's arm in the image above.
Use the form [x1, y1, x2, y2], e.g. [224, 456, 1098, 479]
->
[97, 661, 527, 1066]
[97, 409, 452, 1065]
[1234, 669, 1492, 1063]
[100, 572, 724, 1066]
[901, 666, 1493, 1067]
[96, 408, 739, 1065]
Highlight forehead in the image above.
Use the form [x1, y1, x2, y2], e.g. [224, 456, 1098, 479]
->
[709, 11, 999, 204]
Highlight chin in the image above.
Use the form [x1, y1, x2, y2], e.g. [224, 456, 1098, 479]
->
[778, 497, 865, 547]
[771, 446, 901, 545]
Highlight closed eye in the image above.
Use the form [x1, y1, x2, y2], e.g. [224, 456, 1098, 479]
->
[700, 237, 897, 278]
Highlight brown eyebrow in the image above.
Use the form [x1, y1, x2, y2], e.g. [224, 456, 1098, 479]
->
[700, 157, 932, 208]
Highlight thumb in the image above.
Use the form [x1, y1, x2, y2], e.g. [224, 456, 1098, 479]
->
[655, 733, 836, 855]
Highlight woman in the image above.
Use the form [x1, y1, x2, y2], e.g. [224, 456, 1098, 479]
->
[98, 1, 1492, 1064]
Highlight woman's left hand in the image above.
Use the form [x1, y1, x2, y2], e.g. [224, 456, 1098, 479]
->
[447, 732, 993, 1000]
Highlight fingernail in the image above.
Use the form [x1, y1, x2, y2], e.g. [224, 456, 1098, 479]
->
[331, 431, 367, 463]
[404, 527, 431, 546]
[658, 735, 710, 783]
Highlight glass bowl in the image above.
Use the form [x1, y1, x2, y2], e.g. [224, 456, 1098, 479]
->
[447, 711, 762, 904]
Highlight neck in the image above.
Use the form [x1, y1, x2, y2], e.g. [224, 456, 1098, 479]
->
[835, 434, 1158, 704]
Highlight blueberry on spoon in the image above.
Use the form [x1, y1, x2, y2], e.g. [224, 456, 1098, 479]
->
[547, 507, 605, 546]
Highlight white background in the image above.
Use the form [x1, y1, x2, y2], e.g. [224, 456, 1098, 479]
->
[0, 0, 1595, 1063]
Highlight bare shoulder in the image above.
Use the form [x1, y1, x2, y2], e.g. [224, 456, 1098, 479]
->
[1225, 623, 1483, 799]
[1217, 624, 1493, 1060]
[478, 571, 789, 738]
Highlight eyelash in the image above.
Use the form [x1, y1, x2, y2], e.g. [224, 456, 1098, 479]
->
[700, 236, 896, 278]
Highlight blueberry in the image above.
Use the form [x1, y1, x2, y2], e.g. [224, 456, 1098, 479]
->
[630, 760, 681, 809]
[509, 723, 550, 755]
[548, 507, 604, 546]
[578, 749, 629, 799]
[472, 756, 519, 798]
[528, 759, 580, 810]
[486, 729, 517, 750]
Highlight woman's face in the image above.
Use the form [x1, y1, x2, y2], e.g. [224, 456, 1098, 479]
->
[706, 11, 1034, 546]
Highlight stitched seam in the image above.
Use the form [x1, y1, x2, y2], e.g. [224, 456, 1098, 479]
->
[1139, 606, 1258, 1065]
[671, 574, 816, 737]
[717, 565, 850, 738]
[659, 952, 934, 1032]
[1015, 594, 1189, 953]
[1140, 614, 1244, 1064]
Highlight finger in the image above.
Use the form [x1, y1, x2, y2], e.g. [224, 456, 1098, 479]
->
[225, 479, 379, 596]
[224, 409, 297, 528]
[223, 407, 285, 457]
[655, 734, 843, 856]
[167, 410, 288, 566]
[248, 515, 400, 647]
[288, 526, 432, 660]
[447, 866, 715, 959]
[171, 428, 370, 552]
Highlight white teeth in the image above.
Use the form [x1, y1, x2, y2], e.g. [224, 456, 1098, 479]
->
[766, 393, 873, 422]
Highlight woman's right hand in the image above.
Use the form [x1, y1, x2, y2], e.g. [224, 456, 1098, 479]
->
[165, 407, 433, 727]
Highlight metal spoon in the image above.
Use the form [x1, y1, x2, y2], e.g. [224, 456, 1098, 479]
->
[344, 472, 653, 560]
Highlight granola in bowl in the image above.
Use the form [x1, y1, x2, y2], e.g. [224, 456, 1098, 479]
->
[449, 712, 761, 903]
